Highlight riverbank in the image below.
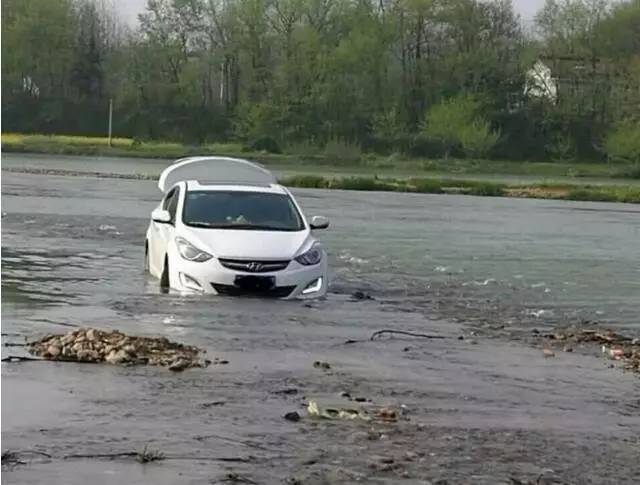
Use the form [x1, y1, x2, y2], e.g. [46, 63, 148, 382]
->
[4, 164, 640, 204]
[282, 174, 640, 203]
[3, 133, 639, 203]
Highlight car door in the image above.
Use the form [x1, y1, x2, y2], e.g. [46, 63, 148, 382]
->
[149, 186, 180, 274]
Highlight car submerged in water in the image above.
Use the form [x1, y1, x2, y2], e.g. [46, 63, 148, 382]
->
[145, 156, 329, 299]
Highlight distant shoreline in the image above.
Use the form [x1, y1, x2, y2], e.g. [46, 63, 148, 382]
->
[2, 134, 639, 204]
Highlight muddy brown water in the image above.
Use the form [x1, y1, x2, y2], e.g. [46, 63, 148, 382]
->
[1, 155, 639, 484]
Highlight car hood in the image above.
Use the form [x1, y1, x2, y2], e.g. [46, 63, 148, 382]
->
[179, 227, 313, 260]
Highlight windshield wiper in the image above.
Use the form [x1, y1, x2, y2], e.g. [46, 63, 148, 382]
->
[216, 223, 292, 231]
[187, 221, 297, 231]
[185, 221, 221, 228]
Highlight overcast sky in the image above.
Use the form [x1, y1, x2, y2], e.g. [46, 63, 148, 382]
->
[115, 0, 546, 25]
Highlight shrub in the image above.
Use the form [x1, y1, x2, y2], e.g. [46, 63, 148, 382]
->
[422, 93, 499, 158]
[465, 182, 505, 197]
[604, 119, 640, 164]
[333, 177, 387, 191]
[247, 135, 281, 154]
[285, 139, 322, 156]
[459, 121, 501, 158]
[280, 175, 327, 188]
[619, 166, 640, 179]
[410, 178, 445, 193]
[234, 102, 281, 144]
[566, 188, 618, 202]
[323, 137, 362, 161]
[546, 132, 577, 162]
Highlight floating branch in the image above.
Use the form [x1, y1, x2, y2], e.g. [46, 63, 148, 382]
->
[370, 329, 447, 341]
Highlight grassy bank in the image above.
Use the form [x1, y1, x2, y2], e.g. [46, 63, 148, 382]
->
[2, 133, 639, 203]
[281, 175, 640, 203]
[3, 133, 639, 179]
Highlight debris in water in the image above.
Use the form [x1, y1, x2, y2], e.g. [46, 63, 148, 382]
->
[545, 326, 639, 374]
[1, 450, 25, 468]
[368, 455, 398, 472]
[273, 388, 299, 396]
[404, 451, 418, 461]
[27, 328, 211, 371]
[306, 400, 368, 421]
[350, 291, 375, 301]
[313, 361, 331, 370]
[283, 411, 301, 422]
[606, 347, 624, 360]
[377, 407, 398, 421]
[542, 349, 555, 358]
[221, 472, 258, 484]
[200, 401, 226, 408]
[1, 355, 43, 363]
[136, 445, 165, 463]
[370, 329, 447, 341]
[1, 449, 51, 469]
[168, 358, 191, 372]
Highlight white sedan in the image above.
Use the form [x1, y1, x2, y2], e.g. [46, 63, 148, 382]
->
[145, 156, 329, 299]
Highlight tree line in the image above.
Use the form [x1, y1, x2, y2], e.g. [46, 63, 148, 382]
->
[2, 0, 639, 163]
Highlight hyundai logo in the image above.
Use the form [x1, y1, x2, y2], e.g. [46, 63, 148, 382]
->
[246, 262, 263, 272]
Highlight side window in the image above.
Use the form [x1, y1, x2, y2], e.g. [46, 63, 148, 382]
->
[166, 187, 180, 223]
[162, 188, 175, 211]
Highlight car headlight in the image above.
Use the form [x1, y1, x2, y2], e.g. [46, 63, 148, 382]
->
[175, 237, 213, 262]
[295, 245, 323, 266]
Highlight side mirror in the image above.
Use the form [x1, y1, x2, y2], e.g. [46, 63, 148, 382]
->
[151, 208, 172, 224]
[309, 215, 329, 230]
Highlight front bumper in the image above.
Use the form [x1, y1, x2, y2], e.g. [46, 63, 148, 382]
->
[170, 256, 328, 299]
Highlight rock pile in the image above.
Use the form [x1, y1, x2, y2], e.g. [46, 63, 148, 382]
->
[28, 328, 211, 371]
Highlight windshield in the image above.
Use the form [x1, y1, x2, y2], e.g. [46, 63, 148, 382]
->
[182, 190, 305, 231]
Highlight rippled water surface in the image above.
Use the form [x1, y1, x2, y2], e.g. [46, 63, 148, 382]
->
[2, 156, 639, 329]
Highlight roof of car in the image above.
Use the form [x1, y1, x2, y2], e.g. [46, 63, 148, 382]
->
[185, 180, 289, 195]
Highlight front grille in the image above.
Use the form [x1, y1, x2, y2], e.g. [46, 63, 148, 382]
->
[212, 283, 296, 298]
[218, 258, 290, 273]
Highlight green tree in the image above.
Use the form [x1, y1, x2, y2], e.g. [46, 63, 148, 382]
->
[422, 93, 499, 158]
[3, 0, 639, 163]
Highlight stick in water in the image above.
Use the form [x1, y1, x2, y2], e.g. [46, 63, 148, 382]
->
[370, 329, 447, 341]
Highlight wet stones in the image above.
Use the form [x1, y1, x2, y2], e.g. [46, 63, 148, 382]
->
[28, 328, 211, 371]
[368, 455, 398, 472]
[376, 407, 398, 422]
[351, 291, 375, 301]
[46, 345, 61, 358]
[313, 361, 331, 370]
[168, 358, 191, 372]
[283, 411, 301, 422]
[105, 349, 129, 365]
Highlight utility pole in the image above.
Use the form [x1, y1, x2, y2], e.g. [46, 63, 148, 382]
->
[108, 98, 113, 147]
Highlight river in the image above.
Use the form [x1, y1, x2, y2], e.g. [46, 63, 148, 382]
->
[2, 154, 639, 484]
